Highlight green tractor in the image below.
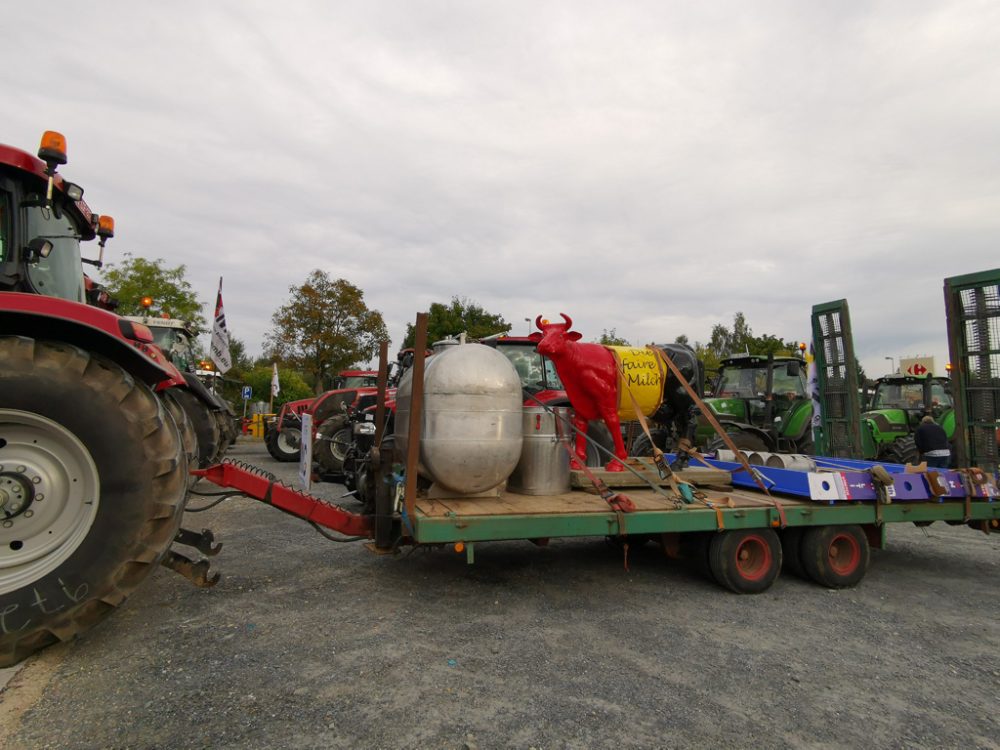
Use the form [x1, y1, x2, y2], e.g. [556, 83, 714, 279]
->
[861, 373, 955, 464]
[697, 353, 814, 454]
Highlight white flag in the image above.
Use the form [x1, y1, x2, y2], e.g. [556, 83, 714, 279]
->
[209, 277, 232, 374]
[271, 362, 280, 397]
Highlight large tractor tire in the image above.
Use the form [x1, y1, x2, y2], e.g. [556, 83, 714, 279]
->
[878, 436, 918, 466]
[210, 411, 233, 463]
[0, 336, 187, 666]
[161, 390, 199, 488]
[168, 388, 221, 469]
[630, 428, 671, 458]
[316, 415, 352, 476]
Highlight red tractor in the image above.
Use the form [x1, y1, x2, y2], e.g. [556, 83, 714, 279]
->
[0, 131, 219, 665]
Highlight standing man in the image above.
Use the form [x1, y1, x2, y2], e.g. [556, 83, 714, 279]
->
[914, 415, 951, 468]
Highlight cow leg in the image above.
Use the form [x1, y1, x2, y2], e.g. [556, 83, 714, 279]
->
[570, 414, 590, 469]
[600, 411, 628, 472]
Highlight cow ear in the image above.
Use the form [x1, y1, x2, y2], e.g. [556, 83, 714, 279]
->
[567, 332, 583, 341]
[528, 332, 543, 342]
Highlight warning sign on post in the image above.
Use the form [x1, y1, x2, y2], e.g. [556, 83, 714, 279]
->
[298, 412, 313, 491]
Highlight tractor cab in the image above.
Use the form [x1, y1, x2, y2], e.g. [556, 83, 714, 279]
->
[699, 354, 813, 453]
[478, 334, 566, 402]
[123, 315, 199, 372]
[864, 374, 954, 438]
[0, 132, 111, 303]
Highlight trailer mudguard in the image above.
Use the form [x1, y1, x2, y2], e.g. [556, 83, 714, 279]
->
[0, 293, 173, 385]
[180, 370, 225, 411]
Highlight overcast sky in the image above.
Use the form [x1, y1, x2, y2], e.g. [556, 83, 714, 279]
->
[4, 1, 998, 376]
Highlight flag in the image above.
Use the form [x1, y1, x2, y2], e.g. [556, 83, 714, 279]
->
[271, 362, 280, 397]
[209, 277, 232, 374]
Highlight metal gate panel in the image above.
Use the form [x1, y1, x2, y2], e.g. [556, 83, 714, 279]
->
[944, 269, 1000, 472]
[811, 300, 863, 458]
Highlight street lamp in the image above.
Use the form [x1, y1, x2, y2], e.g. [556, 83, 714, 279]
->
[885, 356, 895, 374]
[524, 317, 531, 334]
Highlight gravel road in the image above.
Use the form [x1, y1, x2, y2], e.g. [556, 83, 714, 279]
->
[2, 440, 999, 749]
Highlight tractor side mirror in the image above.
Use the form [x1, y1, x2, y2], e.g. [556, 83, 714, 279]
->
[785, 361, 800, 377]
[25, 237, 54, 263]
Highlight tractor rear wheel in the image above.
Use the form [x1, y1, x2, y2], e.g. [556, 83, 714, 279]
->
[879, 436, 918, 466]
[0, 337, 187, 666]
[315, 416, 352, 476]
[169, 388, 221, 469]
[630, 428, 670, 458]
[161, 390, 199, 488]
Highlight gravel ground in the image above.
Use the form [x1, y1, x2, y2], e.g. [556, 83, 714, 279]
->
[2, 440, 999, 750]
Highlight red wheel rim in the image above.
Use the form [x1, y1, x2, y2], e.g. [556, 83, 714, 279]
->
[734, 535, 772, 581]
[828, 533, 861, 575]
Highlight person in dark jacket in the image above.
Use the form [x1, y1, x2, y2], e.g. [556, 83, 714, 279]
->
[914, 415, 951, 468]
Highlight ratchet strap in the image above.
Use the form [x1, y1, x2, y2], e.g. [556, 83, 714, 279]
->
[561, 437, 636, 514]
[647, 346, 788, 529]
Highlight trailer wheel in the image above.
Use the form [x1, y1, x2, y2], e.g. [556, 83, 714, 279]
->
[0, 337, 186, 666]
[316, 416, 351, 475]
[161, 390, 199, 488]
[708, 528, 781, 593]
[169, 388, 221, 469]
[780, 527, 808, 579]
[800, 525, 869, 588]
[679, 532, 715, 582]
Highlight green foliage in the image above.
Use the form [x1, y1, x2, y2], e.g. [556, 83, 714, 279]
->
[598, 328, 630, 346]
[100, 253, 206, 332]
[706, 312, 799, 360]
[265, 270, 388, 393]
[402, 297, 509, 348]
[243, 365, 312, 407]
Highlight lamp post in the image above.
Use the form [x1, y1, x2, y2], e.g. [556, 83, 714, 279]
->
[524, 317, 531, 334]
[885, 356, 895, 374]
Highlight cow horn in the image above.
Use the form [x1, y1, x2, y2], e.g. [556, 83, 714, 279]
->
[560, 312, 573, 329]
[534, 315, 544, 330]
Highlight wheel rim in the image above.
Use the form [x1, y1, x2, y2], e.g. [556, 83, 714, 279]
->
[277, 428, 301, 452]
[828, 533, 861, 575]
[734, 535, 772, 581]
[330, 428, 352, 462]
[0, 409, 100, 594]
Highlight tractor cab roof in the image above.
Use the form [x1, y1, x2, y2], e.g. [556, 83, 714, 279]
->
[720, 354, 800, 368]
[123, 315, 195, 335]
[0, 141, 97, 242]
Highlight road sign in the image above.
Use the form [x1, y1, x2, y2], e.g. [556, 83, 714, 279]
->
[241, 385, 253, 400]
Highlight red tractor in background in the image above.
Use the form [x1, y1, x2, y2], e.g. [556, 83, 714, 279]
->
[0, 131, 222, 665]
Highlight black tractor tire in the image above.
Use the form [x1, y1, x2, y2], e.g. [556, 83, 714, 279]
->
[584, 421, 616, 468]
[0, 336, 187, 666]
[315, 415, 352, 476]
[630, 428, 671, 457]
[161, 390, 199, 489]
[169, 388, 221, 469]
[878, 436, 918, 466]
[799, 525, 870, 588]
[266, 425, 301, 462]
[210, 411, 232, 463]
[780, 527, 808, 579]
[708, 528, 782, 594]
[373, 436, 396, 549]
[706, 430, 769, 457]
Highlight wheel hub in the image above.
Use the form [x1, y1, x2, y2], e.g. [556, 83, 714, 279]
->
[0, 410, 100, 594]
[0, 472, 34, 518]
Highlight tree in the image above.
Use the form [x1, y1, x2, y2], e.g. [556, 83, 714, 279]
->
[264, 270, 388, 393]
[706, 312, 797, 360]
[243, 365, 313, 407]
[598, 328, 630, 346]
[402, 297, 509, 348]
[100, 253, 206, 331]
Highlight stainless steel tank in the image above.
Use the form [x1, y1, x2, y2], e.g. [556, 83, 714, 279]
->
[507, 407, 571, 495]
[395, 343, 523, 495]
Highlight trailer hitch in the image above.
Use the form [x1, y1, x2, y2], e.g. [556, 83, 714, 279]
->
[161, 549, 220, 588]
[174, 527, 223, 557]
[190, 461, 372, 538]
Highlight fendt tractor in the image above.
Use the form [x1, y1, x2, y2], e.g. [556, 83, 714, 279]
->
[0, 131, 226, 664]
[862, 372, 955, 464]
[123, 310, 238, 467]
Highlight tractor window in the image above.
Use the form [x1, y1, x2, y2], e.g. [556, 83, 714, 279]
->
[772, 366, 806, 398]
[716, 366, 768, 398]
[342, 375, 377, 388]
[929, 382, 953, 408]
[496, 344, 565, 392]
[21, 198, 86, 302]
[0, 192, 9, 261]
[873, 382, 925, 410]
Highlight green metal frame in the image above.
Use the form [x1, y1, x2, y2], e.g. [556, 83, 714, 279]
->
[414, 500, 1000, 544]
[944, 268, 1000, 473]
[811, 300, 864, 457]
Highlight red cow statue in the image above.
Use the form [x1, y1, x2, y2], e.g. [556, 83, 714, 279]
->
[530, 313, 628, 471]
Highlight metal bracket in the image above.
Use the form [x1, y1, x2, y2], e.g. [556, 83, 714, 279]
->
[160, 549, 220, 588]
[174, 527, 222, 557]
